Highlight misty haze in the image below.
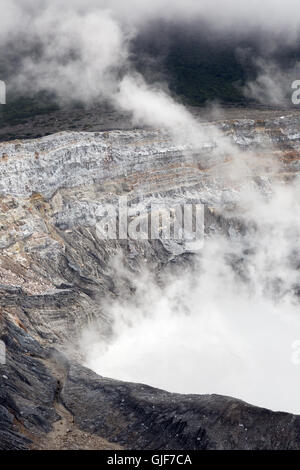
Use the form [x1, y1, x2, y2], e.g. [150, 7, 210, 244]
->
[1, 0, 300, 454]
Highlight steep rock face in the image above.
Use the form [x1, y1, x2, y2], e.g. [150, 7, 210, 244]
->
[62, 364, 300, 450]
[1, 112, 300, 450]
[1, 114, 300, 342]
[2, 317, 300, 450]
[2, 315, 300, 451]
[0, 316, 122, 450]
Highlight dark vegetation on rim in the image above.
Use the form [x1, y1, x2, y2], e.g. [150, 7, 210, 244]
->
[1, 22, 300, 130]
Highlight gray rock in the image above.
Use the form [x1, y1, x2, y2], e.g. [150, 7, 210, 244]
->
[61, 363, 300, 450]
[1, 112, 300, 449]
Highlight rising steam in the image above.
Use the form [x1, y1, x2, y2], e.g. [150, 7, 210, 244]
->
[80, 179, 300, 414]
[2, 0, 300, 113]
[2, 0, 300, 414]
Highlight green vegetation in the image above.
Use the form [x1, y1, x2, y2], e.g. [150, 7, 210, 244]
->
[166, 41, 247, 105]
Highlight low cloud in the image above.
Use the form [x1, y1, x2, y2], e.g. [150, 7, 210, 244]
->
[2, 1, 300, 120]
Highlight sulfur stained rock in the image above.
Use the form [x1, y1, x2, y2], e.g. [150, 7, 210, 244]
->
[1, 112, 300, 449]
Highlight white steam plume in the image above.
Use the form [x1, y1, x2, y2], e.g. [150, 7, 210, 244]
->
[2, 1, 227, 146]
[3, 0, 300, 414]
[243, 58, 300, 106]
[80, 179, 300, 414]
[2, 0, 300, 125]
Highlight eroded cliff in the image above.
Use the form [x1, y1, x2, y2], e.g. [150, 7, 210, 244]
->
[1, 112, 300, 449]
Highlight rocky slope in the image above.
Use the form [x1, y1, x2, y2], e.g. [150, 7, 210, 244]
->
[1, 111, 300, 450]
